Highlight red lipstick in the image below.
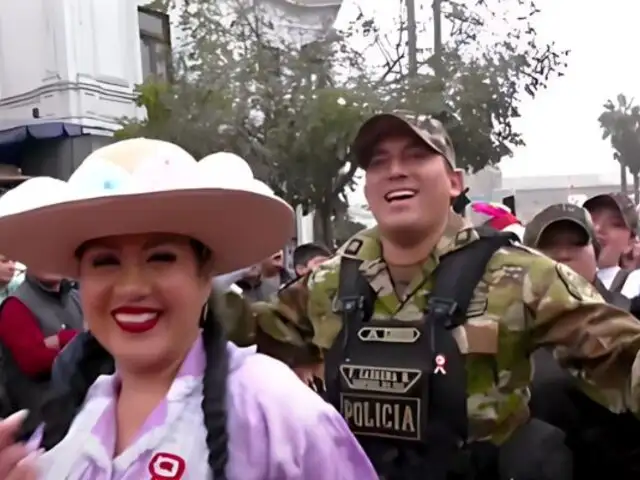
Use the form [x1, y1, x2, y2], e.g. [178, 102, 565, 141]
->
[111, 306, 161, 334]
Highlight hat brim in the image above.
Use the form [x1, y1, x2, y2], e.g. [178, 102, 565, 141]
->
[583, 193, 624, 215]
[0, 188, 294, 278]
[0, 176, 30, 185]
[583, 193, 635, 230]
[534, 217, 591, 247]
[583, 193, 617, 209]
[353, 114, 444, 168]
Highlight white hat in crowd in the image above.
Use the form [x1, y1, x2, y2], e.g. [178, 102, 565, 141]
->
[0, 139, 294, 278]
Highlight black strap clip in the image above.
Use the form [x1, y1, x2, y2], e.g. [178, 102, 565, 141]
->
[427, 297, 458, 329]
[341, 295, 367, 321]
[342, 295, 364, 311]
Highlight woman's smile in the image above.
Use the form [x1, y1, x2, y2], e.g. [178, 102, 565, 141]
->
[78, 233, 211, 371]
[111, 306, 163, 334]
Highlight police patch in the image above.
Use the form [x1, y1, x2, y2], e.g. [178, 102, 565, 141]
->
[555, 263, 601, 302]
[357, 326, 421, 343]
[340, 393, 421, 441]
[344, 239, 363, 256]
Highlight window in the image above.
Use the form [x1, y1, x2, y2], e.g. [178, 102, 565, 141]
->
[138, 7, 172, 82]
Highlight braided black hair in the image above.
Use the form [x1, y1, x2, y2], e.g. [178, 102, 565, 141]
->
[36, 240, 229, 478]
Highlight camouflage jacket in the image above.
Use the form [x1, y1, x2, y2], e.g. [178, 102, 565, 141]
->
[255, 212, 640, 444]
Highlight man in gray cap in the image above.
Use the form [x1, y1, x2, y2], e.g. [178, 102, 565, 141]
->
[583, 192, 640, 295]
[523, 203, 601, 292]
[523, 202, 630, 307]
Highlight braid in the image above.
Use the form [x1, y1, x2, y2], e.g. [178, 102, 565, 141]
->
[40, 334, 111, 449]
[201, 302, 230, 479]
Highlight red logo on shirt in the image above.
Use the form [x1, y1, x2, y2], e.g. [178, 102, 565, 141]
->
[148, 452, 186, 480]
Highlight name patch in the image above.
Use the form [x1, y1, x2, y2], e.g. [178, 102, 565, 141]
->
[340, 365, 421, 393]
[341, 393, 421, 440]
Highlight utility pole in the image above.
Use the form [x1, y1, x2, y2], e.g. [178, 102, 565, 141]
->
[406, 0, 443, 77]
[406, 0, 418, 77]
[432, 0, 443, 77]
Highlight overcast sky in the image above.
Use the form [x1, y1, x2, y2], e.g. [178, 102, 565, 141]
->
[334, 0, 640, 179]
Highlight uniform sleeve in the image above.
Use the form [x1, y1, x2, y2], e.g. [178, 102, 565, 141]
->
[524, 254, 640, 414]
[219, 290, 257, 347]
[253, 258, 343, 360]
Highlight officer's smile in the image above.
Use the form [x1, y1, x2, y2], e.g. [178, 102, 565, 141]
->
[384, 189, 417, 203]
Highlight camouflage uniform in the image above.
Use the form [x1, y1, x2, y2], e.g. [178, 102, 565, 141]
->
[256, 107, 640, 447]
[218, 286, 325, 365]
[256, 211, 640, 443]
[216, 289, 258, 347]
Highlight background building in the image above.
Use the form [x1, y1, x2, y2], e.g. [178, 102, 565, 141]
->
[503, 173, 630, 222]
[0, 0, 170, 178]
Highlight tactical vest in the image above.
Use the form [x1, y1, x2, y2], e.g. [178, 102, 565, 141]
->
[10, 276, 84, 336]
[325, 228, 517, 480]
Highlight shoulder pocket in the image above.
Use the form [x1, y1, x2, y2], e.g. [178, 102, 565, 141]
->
[453, 320, 499, 355]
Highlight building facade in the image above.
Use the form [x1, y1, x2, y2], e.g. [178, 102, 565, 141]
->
[0, 0, 170, 179]
[503, 173, 631, 222]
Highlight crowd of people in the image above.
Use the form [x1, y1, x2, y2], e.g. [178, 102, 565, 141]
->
[0, 113, 638, 479]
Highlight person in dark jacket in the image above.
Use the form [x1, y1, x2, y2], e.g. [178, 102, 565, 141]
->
[0, 271, 83, 413]
[523, 203, 640, 479]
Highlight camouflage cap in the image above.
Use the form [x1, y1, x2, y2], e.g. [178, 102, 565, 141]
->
[583, 192, 638, 233]
[352, 112, 456, 169]
[523, 203, 595, 248]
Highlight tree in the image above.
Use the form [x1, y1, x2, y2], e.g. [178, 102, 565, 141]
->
[333, 215, 368, 247]
[119, 0, 569, 244]
[599, 94, 640, 202]
[371, 0, 569, 172]
[121, 1, 382, 245]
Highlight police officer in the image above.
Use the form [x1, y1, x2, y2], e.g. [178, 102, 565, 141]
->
[254, 112, 640, 480]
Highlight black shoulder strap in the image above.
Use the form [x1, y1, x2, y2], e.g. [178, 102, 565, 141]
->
[429, 230, 516, 328]
[610, 269, 631, 293]
[424, 231, 515, 479]
[595, 277, 631, 311]
[337, 257, 375, 323]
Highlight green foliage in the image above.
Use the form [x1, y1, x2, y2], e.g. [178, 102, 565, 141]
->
[333, 216, 368, 246]
[261, 88, 376, 210]
[374, 0, 569, 172]
[118, 0, 568, 241]
[599, 95, 640, 175]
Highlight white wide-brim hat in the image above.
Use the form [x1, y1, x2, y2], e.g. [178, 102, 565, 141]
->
[0, 139, 294, 278]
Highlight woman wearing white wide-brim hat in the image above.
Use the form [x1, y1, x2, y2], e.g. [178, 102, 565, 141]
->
[0, 139, 376, 480]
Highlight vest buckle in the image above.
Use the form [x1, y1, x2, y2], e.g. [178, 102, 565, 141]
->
[426, 297, 458, 328]
[342, 295, 364, 313]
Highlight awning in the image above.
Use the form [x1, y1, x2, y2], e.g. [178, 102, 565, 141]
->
[0, 122, 83, 146]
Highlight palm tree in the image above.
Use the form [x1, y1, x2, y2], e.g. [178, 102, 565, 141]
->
[598, 94, 640, 202]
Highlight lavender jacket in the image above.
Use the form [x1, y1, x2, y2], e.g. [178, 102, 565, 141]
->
[33, 340, 376, 479]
